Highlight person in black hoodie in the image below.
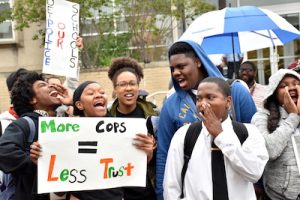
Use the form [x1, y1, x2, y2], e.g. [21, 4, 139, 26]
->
[0, 71, 72, 200]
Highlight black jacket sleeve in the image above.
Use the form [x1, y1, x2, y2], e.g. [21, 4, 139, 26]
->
[0, 121, 34, 174]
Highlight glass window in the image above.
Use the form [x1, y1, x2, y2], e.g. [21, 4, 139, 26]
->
[0, 0, 15, 43]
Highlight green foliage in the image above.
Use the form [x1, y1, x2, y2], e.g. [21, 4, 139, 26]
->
[0, 2, 12, 23]
[3, 0, 215, 67]
[81, 33, 131, 67]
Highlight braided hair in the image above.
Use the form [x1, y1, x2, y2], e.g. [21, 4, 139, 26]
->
[264, 95, 280, 133]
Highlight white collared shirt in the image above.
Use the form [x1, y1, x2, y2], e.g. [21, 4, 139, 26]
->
[163, 117, 269, 200]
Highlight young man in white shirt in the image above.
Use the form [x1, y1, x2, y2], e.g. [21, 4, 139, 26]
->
[163, 77, 268, 200]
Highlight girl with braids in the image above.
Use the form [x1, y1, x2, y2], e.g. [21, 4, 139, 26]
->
[252, 69, 300, 200]
[108, 57, 158, 200]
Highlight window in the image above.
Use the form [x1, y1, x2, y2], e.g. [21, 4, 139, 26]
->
[0, 0, 16, 43]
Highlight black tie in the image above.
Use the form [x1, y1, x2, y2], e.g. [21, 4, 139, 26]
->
[211, 140, 229, 200]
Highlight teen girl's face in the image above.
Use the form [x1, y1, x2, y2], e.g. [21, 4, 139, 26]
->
[196, 82, 231, 122]
[76, 83, 108, 117]
[276, 75, 300, 105]
[169, 54, 201, 90]
[114, 71, 139, 108]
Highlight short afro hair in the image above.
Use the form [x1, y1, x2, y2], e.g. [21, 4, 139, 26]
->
[241, 61, 257, 72]
[108, 57, 144, 86]
[11, 71, 44, 116]
[168, 42, 198, 60]
[200, 77, 231, 97]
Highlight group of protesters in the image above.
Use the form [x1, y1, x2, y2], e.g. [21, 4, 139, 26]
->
[0, 37, 300, 200]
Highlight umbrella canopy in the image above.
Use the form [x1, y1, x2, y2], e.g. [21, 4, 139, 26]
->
[179, 6, 300, 54]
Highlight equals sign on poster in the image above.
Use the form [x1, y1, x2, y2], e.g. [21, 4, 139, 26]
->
[78, 141, 98, 154]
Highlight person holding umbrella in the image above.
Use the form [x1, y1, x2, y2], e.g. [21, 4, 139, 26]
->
[156, 39, 257, 200]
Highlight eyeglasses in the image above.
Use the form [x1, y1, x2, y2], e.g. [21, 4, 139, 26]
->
[239, 68, 253, 73]
[115, 81, 138, 88]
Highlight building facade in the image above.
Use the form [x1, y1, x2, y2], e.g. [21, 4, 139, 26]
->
[0, 0, 300, 111]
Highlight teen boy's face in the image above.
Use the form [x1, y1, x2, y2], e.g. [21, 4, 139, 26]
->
[169, 54, 201, 91]
[196, 82, 231, 122]
[31, 80, 61, 110]
[75, 83, 108, 117]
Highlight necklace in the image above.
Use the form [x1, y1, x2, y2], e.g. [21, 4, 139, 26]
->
[34, 110, 49, 117]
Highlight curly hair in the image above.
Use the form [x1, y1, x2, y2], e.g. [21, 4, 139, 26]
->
[6, 68, 29, 92]
[11, 71, 44, 116]
[108, 57, 144, 86]
[264, 95, 280, 133]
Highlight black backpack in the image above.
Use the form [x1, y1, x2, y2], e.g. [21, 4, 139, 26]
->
[180, 121, 248, 199]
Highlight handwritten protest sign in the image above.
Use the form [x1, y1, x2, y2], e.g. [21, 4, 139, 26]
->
[38, 117, 147, 193]
[43, 0, 80, 78]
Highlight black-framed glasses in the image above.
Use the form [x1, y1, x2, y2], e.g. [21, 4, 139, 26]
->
[115, 81, 138, 89]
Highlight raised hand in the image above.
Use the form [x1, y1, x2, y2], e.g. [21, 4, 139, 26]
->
[199, 102, 223, 137]
[133, 133, 156, 163]
[49, 84, 73, 106]
[296, 85, 300, 114]
[283, 86, 298, 114]
[30, 141, 42, 165]
[76, 36, 83, 49]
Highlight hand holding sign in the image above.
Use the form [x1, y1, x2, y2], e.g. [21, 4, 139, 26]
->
[76, 36, 83, 49]
[30, 141, 42, 165]
[133, 133, 156, 163]
[43, 0, 80, 78]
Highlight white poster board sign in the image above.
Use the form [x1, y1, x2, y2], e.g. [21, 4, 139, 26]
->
[43, 0, 80, 78]
[38, 117, 147, 193]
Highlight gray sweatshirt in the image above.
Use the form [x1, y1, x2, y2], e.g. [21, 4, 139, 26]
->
[252, 69, 300, 200]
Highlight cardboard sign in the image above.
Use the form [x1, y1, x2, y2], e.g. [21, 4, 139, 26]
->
[43, 0, 80, 78]
[38, 117, 147, 193]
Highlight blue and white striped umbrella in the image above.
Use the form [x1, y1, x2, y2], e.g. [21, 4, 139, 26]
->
[179, 6, 300, 54]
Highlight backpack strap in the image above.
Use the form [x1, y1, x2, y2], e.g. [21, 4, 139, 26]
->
[23, 116, 36, 145]
[180, 122, 202, 199]
[231, 121, 248, 145]
[226, 79, 236, 121]
[180, 121, 248, 198]
[13, 116, 36, 153]
[0, 121, 2, 137]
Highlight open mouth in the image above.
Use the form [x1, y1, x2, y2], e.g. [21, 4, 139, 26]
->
[94, 101, 105, 108]
[177, 78, 185, 84]
[291, 95, 298, 103]
[176, 78, 188, 88]
[125, 93, 134, 97]
[49, 90, 58, 98]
